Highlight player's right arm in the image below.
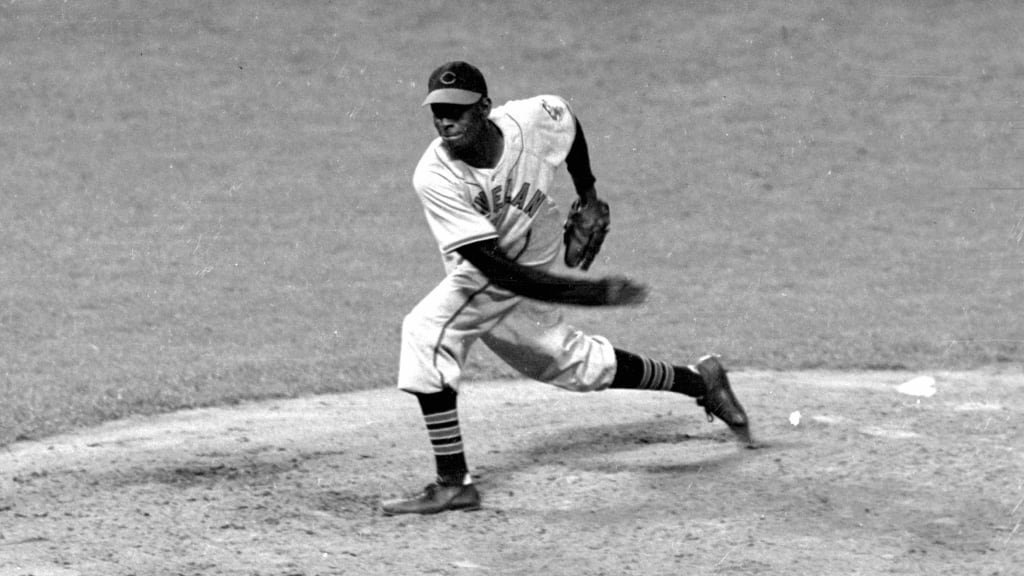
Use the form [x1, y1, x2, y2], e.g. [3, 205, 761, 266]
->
[456, 239, 647, 307]
[413, 141, 644, 306]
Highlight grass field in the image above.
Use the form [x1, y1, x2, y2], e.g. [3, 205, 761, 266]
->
[2, 0, 1022, 447]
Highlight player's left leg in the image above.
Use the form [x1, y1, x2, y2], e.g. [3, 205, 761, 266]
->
[383, 268, 519, 515]
[380, 386, 481, 516]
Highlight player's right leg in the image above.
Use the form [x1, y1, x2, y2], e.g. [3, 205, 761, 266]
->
[482, 301, 752, 444]
[609, 349, 750, 441]
[690, 354, 752, 444]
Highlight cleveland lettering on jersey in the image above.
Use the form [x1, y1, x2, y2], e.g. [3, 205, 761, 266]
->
[471, 179, 549, 220]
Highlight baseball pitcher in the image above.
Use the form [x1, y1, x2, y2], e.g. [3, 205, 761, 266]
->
[382, 61, 752, 515]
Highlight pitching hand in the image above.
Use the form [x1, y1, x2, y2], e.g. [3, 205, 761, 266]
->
[601, 275, 649, 306]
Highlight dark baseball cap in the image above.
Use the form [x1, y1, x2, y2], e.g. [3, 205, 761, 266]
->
[422, 61, 487, 106]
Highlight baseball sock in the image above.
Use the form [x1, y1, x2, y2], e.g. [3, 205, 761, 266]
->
[415, 388, 471, 487]
[609, 348, 704, 397]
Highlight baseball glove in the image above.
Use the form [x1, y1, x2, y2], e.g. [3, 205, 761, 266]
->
[563, 198, 610, 271]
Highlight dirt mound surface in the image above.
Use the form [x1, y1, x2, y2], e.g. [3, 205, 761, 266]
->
[1, 370, 1020, 575]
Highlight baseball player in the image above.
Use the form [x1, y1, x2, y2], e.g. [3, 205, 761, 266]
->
[381, 61, 751, 515]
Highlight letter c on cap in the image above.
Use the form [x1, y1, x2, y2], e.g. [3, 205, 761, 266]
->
[440, 71, 458, 85]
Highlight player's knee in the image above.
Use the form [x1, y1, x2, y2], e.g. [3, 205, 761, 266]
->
[550, 371, 606, 392]
[540, 333, 615, 392]
[398, 312, 449, 395]
[401, 309, 432, 345]
[401, 311, 416, 338]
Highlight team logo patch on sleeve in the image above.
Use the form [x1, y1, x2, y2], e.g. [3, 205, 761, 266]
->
[541, 99, 564, 121]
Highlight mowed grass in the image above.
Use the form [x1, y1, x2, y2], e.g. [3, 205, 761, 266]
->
[1, 1, 1021, 445]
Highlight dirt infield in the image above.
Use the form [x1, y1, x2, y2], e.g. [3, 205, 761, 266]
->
[1, 370, 1020, 576]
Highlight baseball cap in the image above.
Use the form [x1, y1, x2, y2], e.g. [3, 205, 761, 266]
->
[422, 61, 487, 106]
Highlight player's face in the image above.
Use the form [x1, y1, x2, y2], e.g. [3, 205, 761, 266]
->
[430, 99, 489, 158]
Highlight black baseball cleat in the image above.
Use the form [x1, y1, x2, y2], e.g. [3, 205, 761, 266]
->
[695, 355, 753, 446]
[381, 480, 482, 516]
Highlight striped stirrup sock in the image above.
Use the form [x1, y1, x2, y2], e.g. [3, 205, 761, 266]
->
[416, 389, 470, 486]
[610, 348, 704, 397]
[425, 408, 464, 457]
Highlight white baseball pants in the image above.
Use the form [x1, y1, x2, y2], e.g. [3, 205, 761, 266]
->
[398, 263, 617, 394]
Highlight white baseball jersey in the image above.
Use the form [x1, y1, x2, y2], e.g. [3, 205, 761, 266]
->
[400, 94, 618, 395]
[412, 95, 577, 271]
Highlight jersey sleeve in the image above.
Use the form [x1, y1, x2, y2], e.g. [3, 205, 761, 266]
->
[515, 95, 578, 166]
[412, 150, 499, 254]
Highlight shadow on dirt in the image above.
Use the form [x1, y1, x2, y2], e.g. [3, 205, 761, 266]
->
[477, 416, 785, 482]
